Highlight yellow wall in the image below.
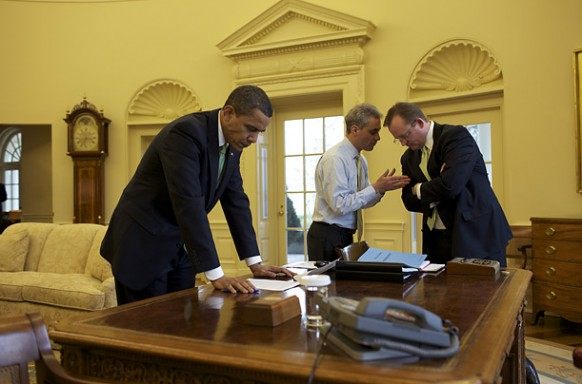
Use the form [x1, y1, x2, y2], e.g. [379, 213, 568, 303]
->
[1, 0, 581, 226]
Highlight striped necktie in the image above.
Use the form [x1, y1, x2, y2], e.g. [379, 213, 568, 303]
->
[419, 146, 437, 230]
[217, 144, 228, 183]
[355, 154, 363, 241]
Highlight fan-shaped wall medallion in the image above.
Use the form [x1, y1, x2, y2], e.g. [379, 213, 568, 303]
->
[409, 40, 502, 99]
[128, 80, 201, 122]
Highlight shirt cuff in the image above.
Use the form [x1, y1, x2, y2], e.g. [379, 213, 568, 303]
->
[414, 183, 422, 199]
[245, 256, 262, 266]
[361, 185, 380, 203]
[204, 267, 224, 281]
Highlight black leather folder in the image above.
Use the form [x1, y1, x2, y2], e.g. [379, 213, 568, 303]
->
[335, 261, 414, 282]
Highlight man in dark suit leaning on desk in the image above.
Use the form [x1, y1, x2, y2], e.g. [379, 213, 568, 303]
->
[101, 85, 292, 305]
[384, 102, 511, 266]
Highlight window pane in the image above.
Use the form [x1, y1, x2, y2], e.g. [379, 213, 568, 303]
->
[284, 120, 303, 155]
[3, 132, 22, 162]
[11, 184, 18, 199]
[286, 193, 304, 228]
[287, 230, 304, 256]
[304, 118, 323, 154]
[304, 155, 321, 192]
[324, 116, 344, 150]
[466, 123, 491, 162]
[285, 156, 304, 192]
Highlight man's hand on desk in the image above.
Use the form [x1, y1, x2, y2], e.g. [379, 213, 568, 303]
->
[211, 276, 257, 294]
[211, 265, 294, 294]
[249, 263, 295, 279]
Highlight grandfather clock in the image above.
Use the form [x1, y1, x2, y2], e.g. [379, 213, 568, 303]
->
[65, 98, 111, 224]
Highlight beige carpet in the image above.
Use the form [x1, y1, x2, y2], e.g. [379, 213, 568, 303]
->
[526, 337, 582, 384]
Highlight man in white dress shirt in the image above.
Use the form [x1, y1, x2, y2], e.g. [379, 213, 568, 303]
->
[307, 104, 410, 261]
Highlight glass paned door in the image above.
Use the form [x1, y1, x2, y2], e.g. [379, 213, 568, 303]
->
[283, 116, 343, 263]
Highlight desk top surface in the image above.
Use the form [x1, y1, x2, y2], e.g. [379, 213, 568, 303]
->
[52, 269, 531, 384]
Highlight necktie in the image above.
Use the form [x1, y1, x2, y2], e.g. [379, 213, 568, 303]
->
[355, 154, 363, 241]
[419, 146, 437, 230]
[419, 146, 430, 181]
[217, 144, 228, 183]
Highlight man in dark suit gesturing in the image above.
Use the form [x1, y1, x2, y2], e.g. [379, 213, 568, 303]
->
[384, 102, 511, 266]
[101, 85, 292, 304]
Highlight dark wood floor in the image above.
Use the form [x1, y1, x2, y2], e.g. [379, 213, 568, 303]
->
[524, 312, 582, 348]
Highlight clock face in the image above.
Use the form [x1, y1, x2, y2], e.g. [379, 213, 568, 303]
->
[73, 114, 99, 151]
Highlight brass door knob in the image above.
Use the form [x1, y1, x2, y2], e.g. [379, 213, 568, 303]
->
[545, 291, 557, 300]
[545, 227, 556, 237]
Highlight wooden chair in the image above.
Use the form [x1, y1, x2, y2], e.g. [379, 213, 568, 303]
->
[0, 313, 107, 384]
[335, 241, 369, 261]
[506, 226, 532, 269]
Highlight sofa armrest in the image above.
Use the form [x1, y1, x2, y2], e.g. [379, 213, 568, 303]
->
[100, 277, 117, 308]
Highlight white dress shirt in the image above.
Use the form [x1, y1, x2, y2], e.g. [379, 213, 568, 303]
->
[311, 137, 382, 229]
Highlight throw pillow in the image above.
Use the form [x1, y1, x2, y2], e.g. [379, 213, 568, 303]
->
[0, 226, 30, 272]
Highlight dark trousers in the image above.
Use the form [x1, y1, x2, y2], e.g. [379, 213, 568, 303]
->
[423, 228, 453, 264]
[115, 247, 194, 305]
[307, 221, 355, 261]
[423, 228, 508, 267]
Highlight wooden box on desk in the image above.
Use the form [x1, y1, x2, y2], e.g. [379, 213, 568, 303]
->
[238, 295, 301, 327]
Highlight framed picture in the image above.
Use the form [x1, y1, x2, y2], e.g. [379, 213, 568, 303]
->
[574, 49, 582, 193]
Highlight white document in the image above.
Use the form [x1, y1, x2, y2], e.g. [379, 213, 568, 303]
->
[283, 261, 317, 269]
[421, 263, 445, 272]
[402, 260, 445, 273]
[248, 278, 299, 291]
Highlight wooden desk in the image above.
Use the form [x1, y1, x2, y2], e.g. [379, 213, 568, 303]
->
[51, 269, 531, 384]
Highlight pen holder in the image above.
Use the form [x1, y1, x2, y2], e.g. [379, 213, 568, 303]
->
[298, 275, 331, 328]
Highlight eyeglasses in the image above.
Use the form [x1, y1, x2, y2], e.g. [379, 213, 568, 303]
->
[392, 121, 416, 144]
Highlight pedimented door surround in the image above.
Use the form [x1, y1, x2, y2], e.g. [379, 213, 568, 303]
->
[217, 0, 374, 107]
[216, 0, 384, 269]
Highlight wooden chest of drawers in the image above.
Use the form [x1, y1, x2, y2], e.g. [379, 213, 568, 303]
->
[531, 217, 582, 323]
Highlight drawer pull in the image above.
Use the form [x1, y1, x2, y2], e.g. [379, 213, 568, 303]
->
[545, 291, 557, 300]
[545, 267, 556, 276]
[544, 227, 556, 237]
[545, 246, 556, 255]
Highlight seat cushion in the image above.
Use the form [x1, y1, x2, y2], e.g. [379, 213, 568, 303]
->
[0, 226, 29, 272]
[0, 272, 106, 311]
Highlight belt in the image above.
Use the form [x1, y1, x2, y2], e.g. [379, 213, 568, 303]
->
[313, 221, 356, 234]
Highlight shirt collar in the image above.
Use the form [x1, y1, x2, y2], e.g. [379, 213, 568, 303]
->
[217, 110, 226, 147]
[425, 120, 435, 151]
[342, 137, 360, 159]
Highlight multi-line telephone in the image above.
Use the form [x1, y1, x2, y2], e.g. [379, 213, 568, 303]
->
[318, 296, 460, 361]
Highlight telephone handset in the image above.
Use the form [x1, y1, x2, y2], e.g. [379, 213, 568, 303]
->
[319, 296, 459, 361]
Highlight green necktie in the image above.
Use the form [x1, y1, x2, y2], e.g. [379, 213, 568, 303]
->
[217, 144, 228, 183]
[355, 154, 363, 241]
[419, 146, 437, 230]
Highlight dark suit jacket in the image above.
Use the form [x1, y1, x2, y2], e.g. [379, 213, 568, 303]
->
[101, 109, 259, 290]
[400, 123, 511, 265]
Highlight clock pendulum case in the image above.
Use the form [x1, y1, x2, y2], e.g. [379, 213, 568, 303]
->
[64, 98, 111, 224]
